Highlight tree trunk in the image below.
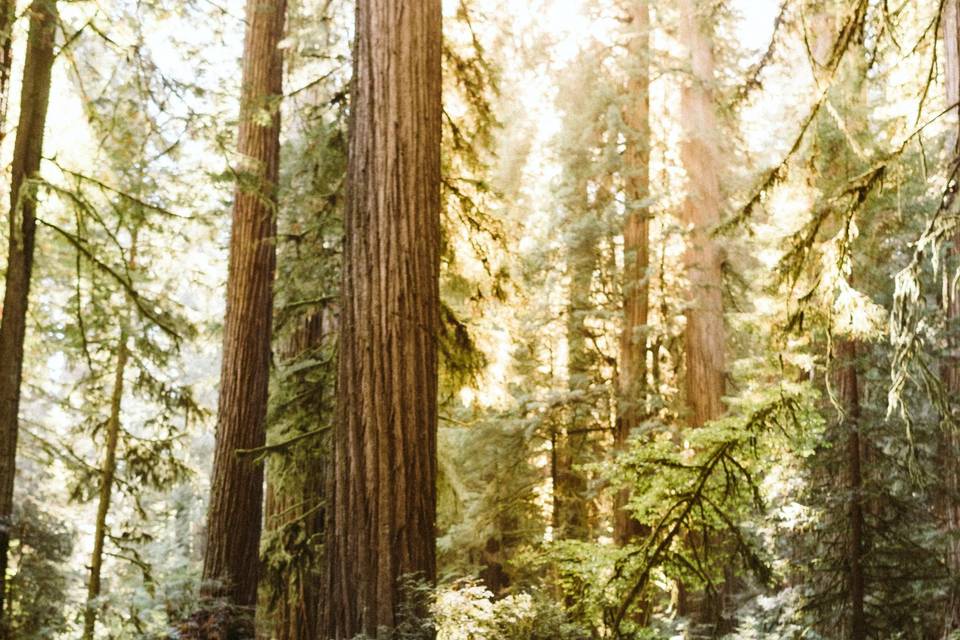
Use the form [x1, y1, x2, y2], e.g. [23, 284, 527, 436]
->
[834, 339, 866, 640]
[0, 1, 58, 624]
[614, 0, 651, 547]
[557, 207, 594, 542]
[201, 0, 286, 624]
[678, 0, 725, 430]
[263, 477, 323, 640]
[0, 0, 16, 148]
[262, 310, 331, 640]
[676, 0, 726, 624]
[809, 5, 868, 637]
[82, 233, 140, 640]
[941, 1, 960, 633]
[82, 328, 130, 640]
[321, 0, 442, 635]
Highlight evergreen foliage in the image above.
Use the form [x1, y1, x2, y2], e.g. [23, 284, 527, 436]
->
[3, 0, 960, 638]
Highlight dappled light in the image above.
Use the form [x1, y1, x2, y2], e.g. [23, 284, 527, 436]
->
[0, 0, 957, 638]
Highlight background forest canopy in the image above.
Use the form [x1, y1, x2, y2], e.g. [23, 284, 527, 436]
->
[3, 0, 960, 638]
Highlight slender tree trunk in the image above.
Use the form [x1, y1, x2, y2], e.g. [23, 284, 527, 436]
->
[321, 0, 442, 635]
[82, 233, 140, 640]
[614, 0, 650, 547]
[263, 310, 331, 640]
[82, 329, 130, 640]
[553, 431, 589, 541]
[263, 478, 324, 640]
[0, 0, 15, 148]
[941, 2, 960, 633]
[678, 0, 725, 430]
[834, 340, 866, 640]
[0, 1, 58, 624]
[808, 5, 869, 637]
[808, 13, 868, 637]
[201, 0, 286, 625]
[557, 206, 595, 541]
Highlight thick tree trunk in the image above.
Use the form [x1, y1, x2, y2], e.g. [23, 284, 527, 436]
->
[0, 1, 58, 624]
[82, 329, 129, 640]
[678, 0, 725, 430]
[834, 340, 866, 640]
[321, 0, 442, 635]
[676, 0, 726, 625]
[614, 0, 651, 547]
[941, 2, 960, 633]
[201, 0, 286, 624]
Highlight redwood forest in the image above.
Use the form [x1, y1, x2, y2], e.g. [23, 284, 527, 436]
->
[2, 0, 960, 638]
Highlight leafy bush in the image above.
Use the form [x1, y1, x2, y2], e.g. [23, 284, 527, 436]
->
[433, 580, 585, 640]
[3, 500, 74, 639]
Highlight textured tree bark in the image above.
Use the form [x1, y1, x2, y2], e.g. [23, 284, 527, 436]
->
[201, 0, 286, 625]
[834, 340, 866, 640]
[941, 2, 960, 633]
[0, 0, 16, 148]
[263, 476, 324, 640]
[321, 0, 442, 635]
[615, 0, 651, 547]
[676, 0, 726, 624]
[82, 328, 130, 640]
[262, 310, 332, 640]
[0, 1, 58, 625]
[677, 0, 725, 430]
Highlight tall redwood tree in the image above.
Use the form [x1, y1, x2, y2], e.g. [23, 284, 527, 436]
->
[0, 0, 58, 622]
[677, 0, 726, 431]
[675, 0, 726, 623]
[615, 0, 651, 547]
[321, 0, 442, 636]
[201, 0, 286, 623]
[940, 0, 960, 631]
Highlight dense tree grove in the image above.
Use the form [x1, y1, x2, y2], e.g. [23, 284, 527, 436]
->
[3, 0, 960, 638]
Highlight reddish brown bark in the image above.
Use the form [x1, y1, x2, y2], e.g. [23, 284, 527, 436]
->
[615, 0, 651, 547]
[678, 0, 725, 430]
[807, 6, 867, 637]
[263, 477, 323, 640]
[0, 0, 58, 624]
[675, 1, 727, 624]
[942, 2, 960, 633]
[321, 0, 442, 635]
[0, 0, 15, 148]
[834, 340, 866, 640]
[201, 0, 286, 622]
[262, 310, 333, 640]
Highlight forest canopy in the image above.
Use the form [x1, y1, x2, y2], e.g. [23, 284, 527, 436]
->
[0, 0, 958, 638]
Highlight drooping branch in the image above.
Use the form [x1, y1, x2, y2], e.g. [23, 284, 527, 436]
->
[722, 0, 872, 232]
[608, 397, 799, 634]
[733, 0, 791, 106]
[37, 216, 183, 342]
